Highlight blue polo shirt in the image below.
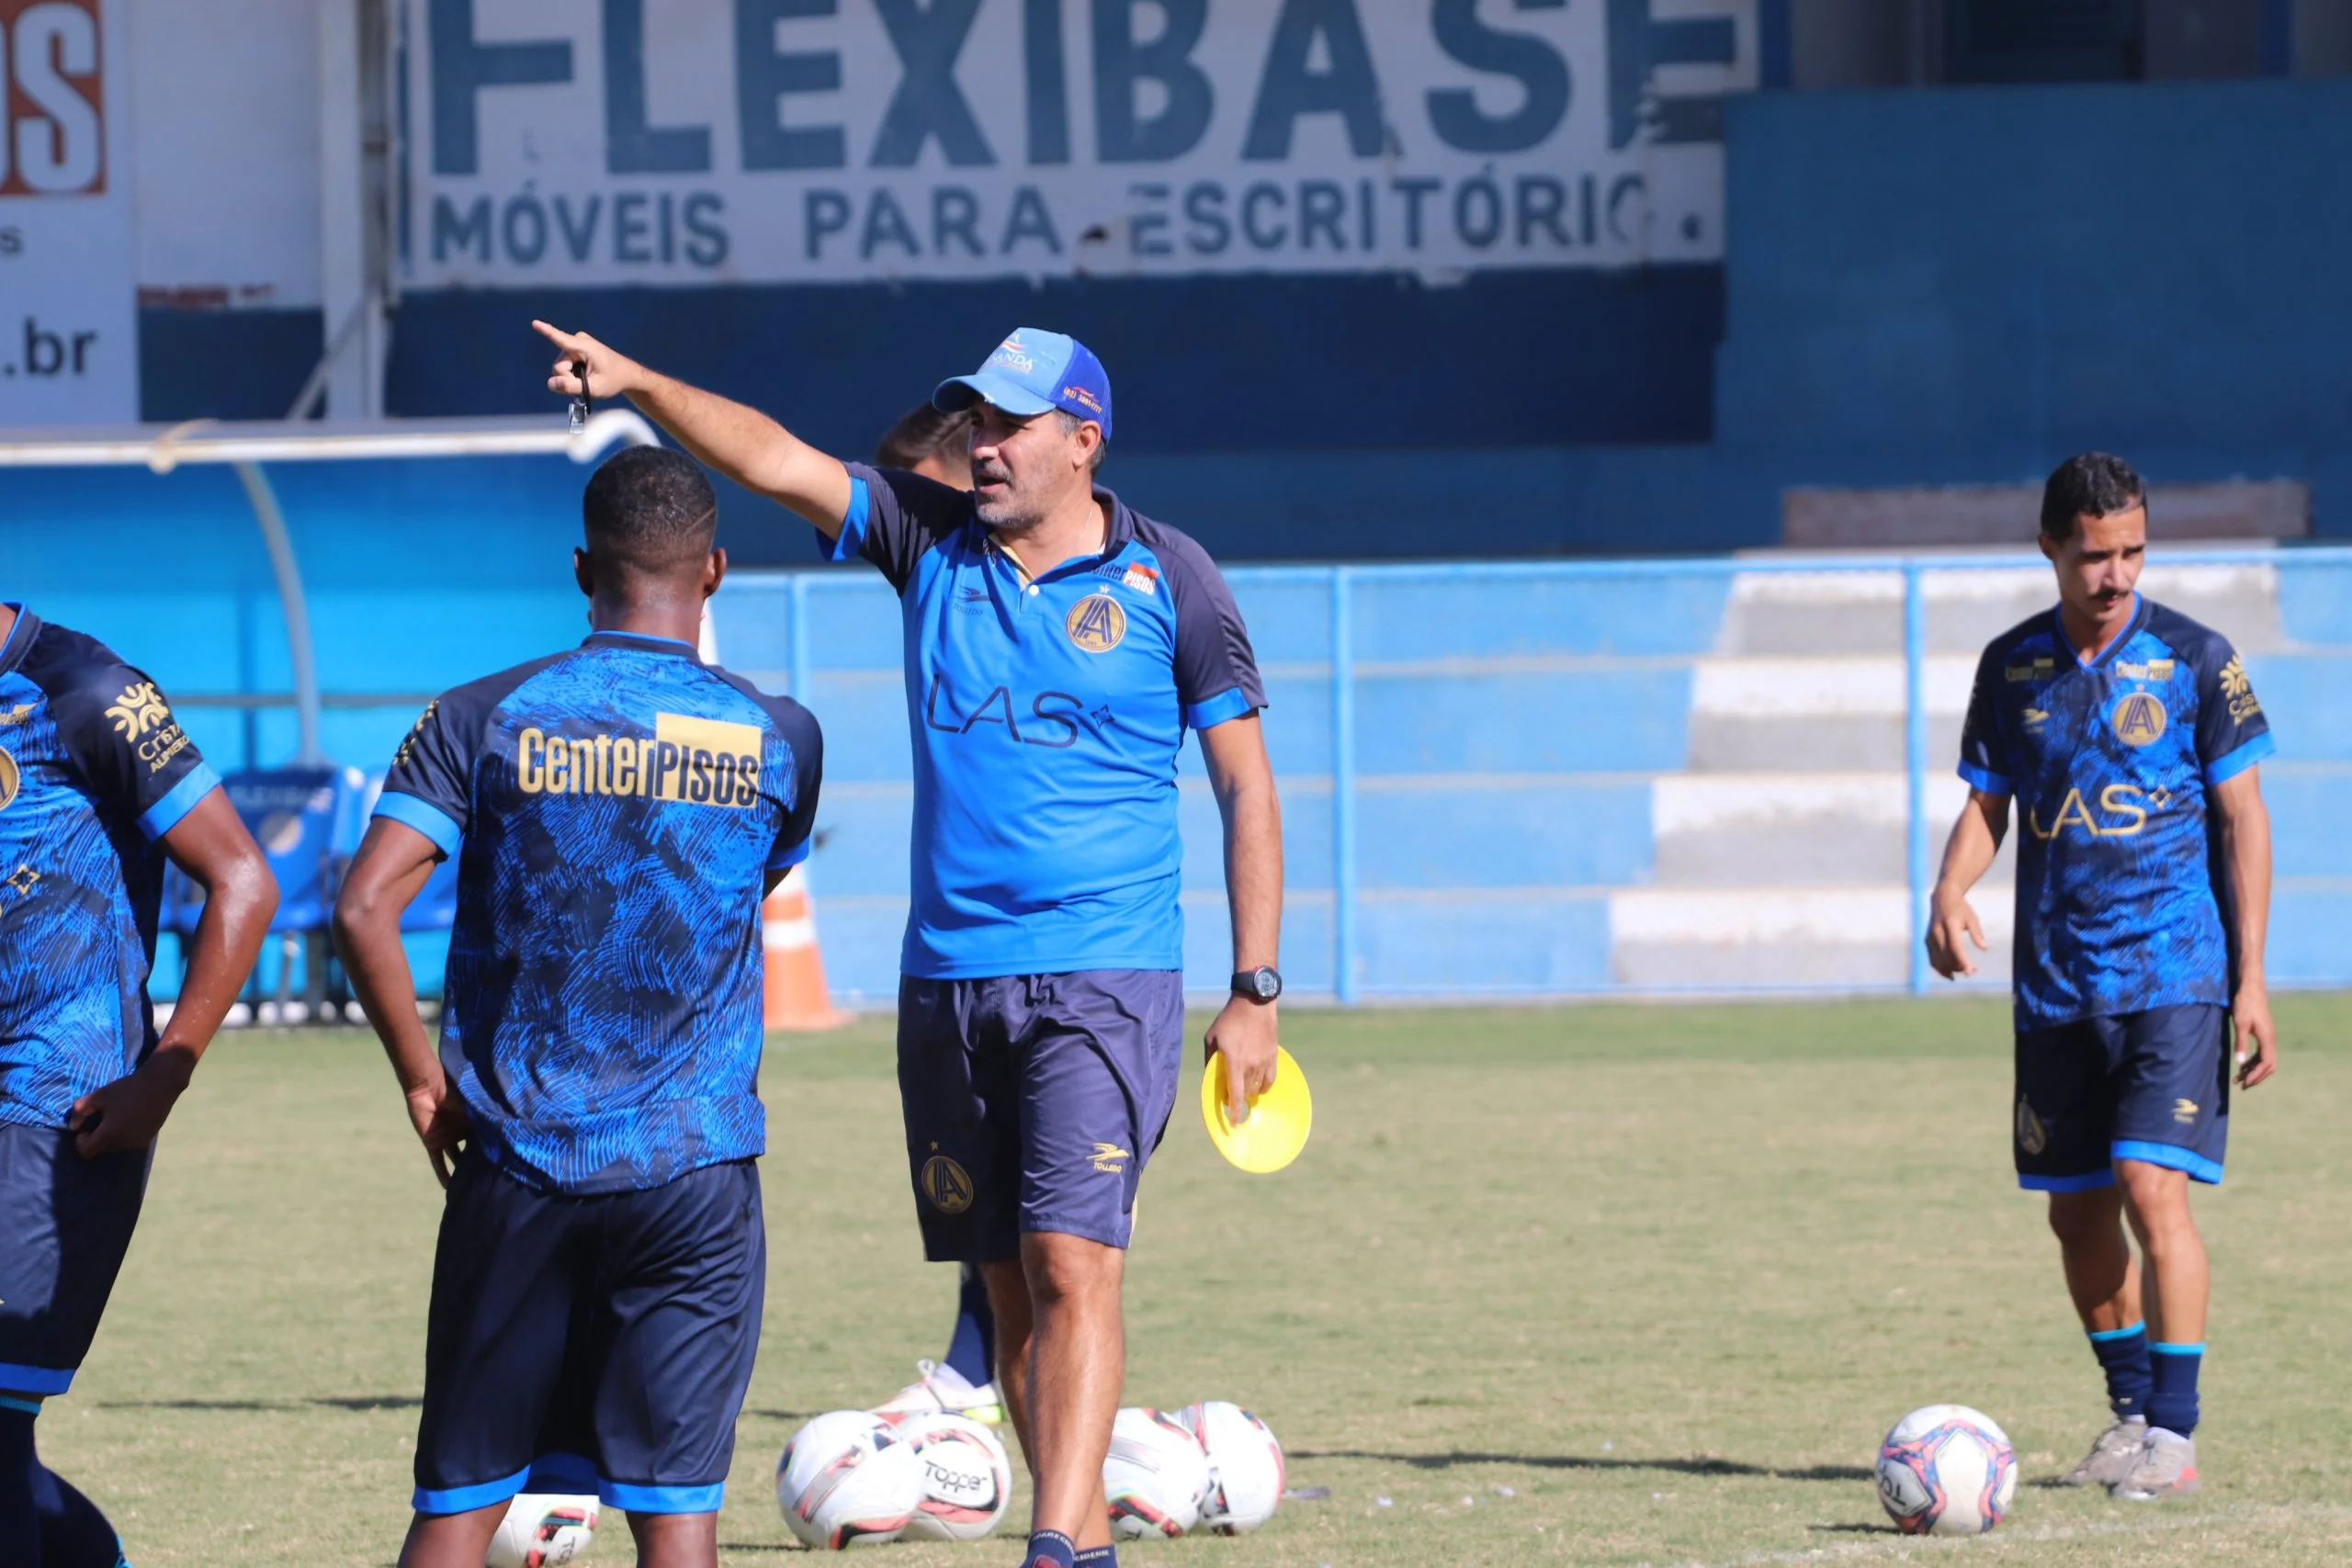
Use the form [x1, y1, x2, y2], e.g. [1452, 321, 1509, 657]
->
[826, 465, 1265, 978]
[1958, 595, 2273, 1030]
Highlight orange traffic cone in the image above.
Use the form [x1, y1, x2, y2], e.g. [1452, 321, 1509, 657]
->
[762, 863, 848, 1031]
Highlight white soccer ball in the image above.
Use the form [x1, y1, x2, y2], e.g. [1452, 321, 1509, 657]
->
[1179, 1401, 1285, 1535]
[485, 1494, 598, 1568]
[775, 1410, 923, 1549]
[889, 1411, 1014, 1541]
[1102, 1406, 1212, 1540]
[1875, 1404, 2018, 1536]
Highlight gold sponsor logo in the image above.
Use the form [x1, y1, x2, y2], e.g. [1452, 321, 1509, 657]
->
[2016, 1099, 2048, 1156]
[0, 703, 30, 727]
[921, 1154, 975, 1214]
[2028, 783, 2169, 840]
[106, 681, 170, 739]
[395, 699, 438, 769]
[2023, 707, 2051, 729]
[2219, 654, 2262, 724]
[1065, 593, 1126, 653]
[2148, 659, 2176, 681]
[1090, 1142, 1131, 1174]
[2174, 1098, 2199, 1125]
[0, 747, 17, 812]
[2006, 658, 2056, 682]
[514, 713, 763, 807]
[2110, 692, 2167, 747]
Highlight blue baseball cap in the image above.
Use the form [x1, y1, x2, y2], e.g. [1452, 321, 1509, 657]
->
[933, 328, 1114, 445]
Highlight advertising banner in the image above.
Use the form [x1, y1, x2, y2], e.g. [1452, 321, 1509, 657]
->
[406, 0, 1756, 289]
[0, 0, 135, 424]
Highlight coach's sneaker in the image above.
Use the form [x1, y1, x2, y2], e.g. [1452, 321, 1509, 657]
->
[2111, 1427, 2199, 1501]
[874, 1359, 1006, 1424]
[2057, 1416, 2147, 1487]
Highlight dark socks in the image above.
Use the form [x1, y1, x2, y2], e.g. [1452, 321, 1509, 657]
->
[1023, 1529, 1078, 1568]
[2, 1404, 125, 1568]
[2087, 1324, 2154, 1422]
[943, 1261, 996, 1388]
[2148, 1342, 2204, 1437]
[1076, 1547, 1118, 1566]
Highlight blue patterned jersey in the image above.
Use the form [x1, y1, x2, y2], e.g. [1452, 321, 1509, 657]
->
[0, 606, 221, 1129]
[824, 465, 1265, 979]
[1958, 595, 2273, 1029]
[374, 631, 822, 1195]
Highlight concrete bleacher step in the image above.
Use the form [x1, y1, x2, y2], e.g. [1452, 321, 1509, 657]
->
[1685, 655, 1972, 773]
[1608, 886, 2016, 990]
[1715, 561, 2284, 657]
[1651, 773, 2018, 887]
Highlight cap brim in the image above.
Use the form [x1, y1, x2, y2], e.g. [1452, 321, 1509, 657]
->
[933, 371, 1058, 418]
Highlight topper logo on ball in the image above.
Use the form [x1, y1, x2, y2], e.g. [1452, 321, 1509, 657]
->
[0, 0, 107, 198]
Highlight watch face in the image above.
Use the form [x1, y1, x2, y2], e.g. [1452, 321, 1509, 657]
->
[1252, 967, 1282, 999]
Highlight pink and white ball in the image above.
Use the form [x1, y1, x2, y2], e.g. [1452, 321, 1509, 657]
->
[775, 1410, 923, 1549]
[485, 1495, 597, 1568]
[1177, 1401, 1285, 1535]
[1874, 1404, 2018, 1536]
[1102, 1407, 1213, 1540]
[887, 1411, 1014, 1541]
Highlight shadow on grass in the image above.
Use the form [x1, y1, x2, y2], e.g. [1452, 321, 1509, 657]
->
[1811, 1521, 1900, 1534]
[96, 1394, 421, 1412]
[1289, 1449, 1874, 1483]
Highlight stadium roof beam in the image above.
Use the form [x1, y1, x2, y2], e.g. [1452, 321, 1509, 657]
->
[0, 413, 660, 766]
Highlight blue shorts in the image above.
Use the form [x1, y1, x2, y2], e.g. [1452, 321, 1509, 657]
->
[897, 971, 1184, 1261]
[2015, 1004, 2231, 1190]
[0, 1122, 151, 1397]
[412, 1153, 763, 1516]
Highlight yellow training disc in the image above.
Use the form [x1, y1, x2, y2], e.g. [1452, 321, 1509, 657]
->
[1201, 1045, 1312, 1173]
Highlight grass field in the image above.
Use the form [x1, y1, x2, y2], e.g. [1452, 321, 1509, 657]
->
[38, 996, 2352, 1566]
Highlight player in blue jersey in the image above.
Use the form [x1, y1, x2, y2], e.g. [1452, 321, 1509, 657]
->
[0, 604, 277, 1567]
[332, 447, 823, 1568]
[1928, 454, 2276, 1503]
[535, 320, 1285, 1568]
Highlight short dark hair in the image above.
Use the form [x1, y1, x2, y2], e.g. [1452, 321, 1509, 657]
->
[1053, 410, 1108, 473]
[582, 446, 718, 575]
[876, 402, 971, 468]
[2040, 453, 2146, 540]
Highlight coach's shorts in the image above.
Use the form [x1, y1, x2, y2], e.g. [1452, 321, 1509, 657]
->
[412, 1153, 763, 1517]
[0, 1122, 152, 1397]
[2014, 1004, 2230, 1191]
[897, 970, 1184, 1261]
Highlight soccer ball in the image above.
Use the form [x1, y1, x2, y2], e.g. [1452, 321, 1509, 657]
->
[1178, 1401, 1285, 1535]
[775, 1410, 922, 1549]
[888, 1411, 1013, 1541]
[1875, 1404, 2018, 1535]
[1102, 1406, 1212, 1540]
[485, 1494, 598, 1568]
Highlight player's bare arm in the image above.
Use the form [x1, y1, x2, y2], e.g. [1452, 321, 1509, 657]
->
[334, 818, 473, 1186]
[1927, 788, 2010, 980]
[2211, 766, 2277, 1089]
[530, 320, 854, 534]
[1199, 714, 1283, 1118]
[70, 790, 276, 1157]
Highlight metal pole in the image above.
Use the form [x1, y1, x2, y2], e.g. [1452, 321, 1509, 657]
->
[789, 574, 813, 706]
[234, 462, 323, 766]
[1903, 561, 1929, 995]
[1331, 568, 1358, 1006]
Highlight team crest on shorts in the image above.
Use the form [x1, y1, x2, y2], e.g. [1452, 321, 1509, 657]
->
[0, 746, 17, 812]
[1065, 593, 1126, 653]
[922, 1154, 975, 1214]
[2110, 692, 2167, 746]
[2015, 1098, 2048, 1156]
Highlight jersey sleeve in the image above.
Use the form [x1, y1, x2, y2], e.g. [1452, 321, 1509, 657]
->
[373, 693, 478, 857]
[1956, 644, 2011, 795]
[825, 463, 973, 593]
[2194, 638, 2275, 784]
[1154, 531, 1267, 729]
[41, 655, 220, 840]
[754, 694, 824, 871]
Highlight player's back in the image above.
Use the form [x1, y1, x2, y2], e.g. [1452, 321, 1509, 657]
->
[0, 609, 220, 1129]
[375, 630, 821, 1193]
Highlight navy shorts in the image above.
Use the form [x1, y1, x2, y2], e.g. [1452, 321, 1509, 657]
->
[2015, 1003, 2231, 1190]
[0, 1122, 151, 1397]
[412, 1153, 763, 1516]
[897, 970, 1184, 1261]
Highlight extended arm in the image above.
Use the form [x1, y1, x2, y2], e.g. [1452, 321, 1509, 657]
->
[2211, 766, 2276, 1088]
[1926, 788, 2010, 980]
[333, 819, 471, 1184]
[71, 791, 277, 1156]
[532, 321, 855, 535]
[1197, 715, 1283, 1120]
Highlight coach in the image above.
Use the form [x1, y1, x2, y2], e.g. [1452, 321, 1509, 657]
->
[532, 321, 1283, 1568]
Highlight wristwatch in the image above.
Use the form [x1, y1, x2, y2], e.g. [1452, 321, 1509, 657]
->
[1231, 965, 1283, 1003]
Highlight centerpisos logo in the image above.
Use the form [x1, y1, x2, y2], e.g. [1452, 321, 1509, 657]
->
[515, 713, 763, 807]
